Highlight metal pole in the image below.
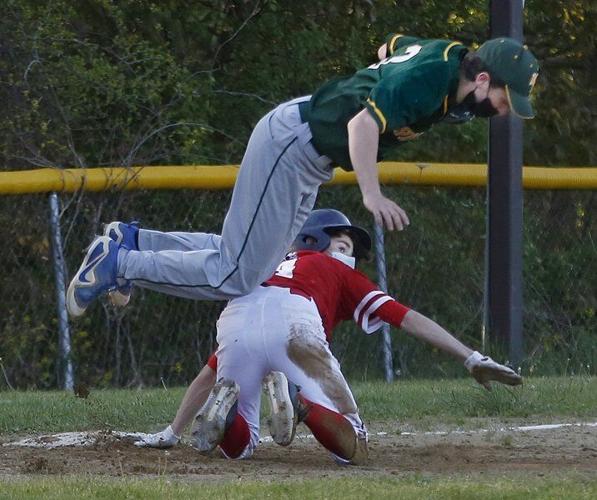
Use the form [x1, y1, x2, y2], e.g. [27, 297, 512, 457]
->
[486, 0, 525, 368]
[49, 193, 74, 390]
[373, 222, 394, 382]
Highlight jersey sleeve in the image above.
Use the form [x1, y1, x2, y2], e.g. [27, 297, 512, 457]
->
[384, 34, 420, 55]
[374, 300, 411, 328]
[342, 269, 393, 334]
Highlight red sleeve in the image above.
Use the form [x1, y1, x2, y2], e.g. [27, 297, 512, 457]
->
[343, 269, 394, 333]
[374, 300, 411, 328]
[207, 352, 218, 371]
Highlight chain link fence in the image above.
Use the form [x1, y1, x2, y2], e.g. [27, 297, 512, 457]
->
[0, 182, 595, 389]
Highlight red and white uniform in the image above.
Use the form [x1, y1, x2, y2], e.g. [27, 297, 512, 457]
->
[266, 250, 410, 339]
[215, 251, 410, 458]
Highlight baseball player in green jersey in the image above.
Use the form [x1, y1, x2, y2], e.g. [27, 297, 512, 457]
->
[304, 34, 540, 229]
[67, 35, 540, 316]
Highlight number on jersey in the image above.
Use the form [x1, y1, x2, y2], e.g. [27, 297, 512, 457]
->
[368, 44, 422, 70]
[274, 258, 297, 279]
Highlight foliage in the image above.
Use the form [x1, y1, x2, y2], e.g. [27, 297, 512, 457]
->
[0, 1, 595, 387]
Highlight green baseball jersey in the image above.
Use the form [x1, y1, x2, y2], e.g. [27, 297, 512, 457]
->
[302, 35, 468, 170]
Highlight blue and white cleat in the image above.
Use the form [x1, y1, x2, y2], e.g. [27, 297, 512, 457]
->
[103, 221, 139, 251]
[66, 236, 119, 318]
[103, 221, 139, 307]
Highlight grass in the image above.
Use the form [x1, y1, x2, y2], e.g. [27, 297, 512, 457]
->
[0, 376, 595, 437]
[354, 375, 597, 422]
[1, 377, 595, 499]
[0, 475, 596, 499]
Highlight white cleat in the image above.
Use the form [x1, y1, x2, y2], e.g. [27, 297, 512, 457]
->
[263, 371, 300, 447]
[191, 379, 239, 454]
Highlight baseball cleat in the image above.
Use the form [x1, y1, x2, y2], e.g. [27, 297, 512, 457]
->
[103, 221, 139, 250]
[263, 371, 303, 446]
[66, 236, 119, 317]
[133, 425, 180, 449]
[191, 379, 240, 454]
[103, 221, 139, 307]
[331, 434, 369, 466]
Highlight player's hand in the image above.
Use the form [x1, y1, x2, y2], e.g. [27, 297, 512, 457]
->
[363, 193, 410, 231]
[464, 351, 522, 391]
[134, 425, 180, 448]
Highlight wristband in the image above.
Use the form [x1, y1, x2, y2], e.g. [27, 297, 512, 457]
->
[464, 351, 484, 372]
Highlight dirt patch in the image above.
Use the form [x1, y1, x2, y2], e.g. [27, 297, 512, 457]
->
[1, 422, 596, 481]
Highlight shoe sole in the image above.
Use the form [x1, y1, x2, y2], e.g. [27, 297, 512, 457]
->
[264, 372, 297, 446]
[66, 236, 112, 318]
[191, 379, 239, 454]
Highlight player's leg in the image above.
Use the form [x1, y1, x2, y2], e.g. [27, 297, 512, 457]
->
[170, 354, 217, 436]
[114, 99, 332, 298]
[192, 291, 269, 458]
[263, 288, 368, 464]
[134, 357, 217, 449]
[67, 97, 332, 314]
[104, 221, 222, 253]
[105, 223, 223, 306]
[139, 230, 222, 252]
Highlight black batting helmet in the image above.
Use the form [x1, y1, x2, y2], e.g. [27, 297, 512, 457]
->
[291, 209, 371, 260]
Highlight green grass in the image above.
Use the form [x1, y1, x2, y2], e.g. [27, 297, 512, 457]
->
[0, 376, 595, 436]
[354, 375, 597, 422]
[1, 475, 596, 499]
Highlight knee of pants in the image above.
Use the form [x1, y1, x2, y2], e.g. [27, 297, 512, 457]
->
[220, 267, 265, 297]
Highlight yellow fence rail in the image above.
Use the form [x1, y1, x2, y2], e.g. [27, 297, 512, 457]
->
[1, 163, 596, 194]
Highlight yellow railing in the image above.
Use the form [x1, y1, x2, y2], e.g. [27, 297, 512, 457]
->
[1, 163, 596, 194]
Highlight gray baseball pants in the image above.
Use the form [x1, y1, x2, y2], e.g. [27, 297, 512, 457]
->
[117, 96, 333, 300]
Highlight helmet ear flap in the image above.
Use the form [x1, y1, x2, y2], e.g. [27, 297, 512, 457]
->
[291, 209, 371, 259]
[291, 229, 331, 253]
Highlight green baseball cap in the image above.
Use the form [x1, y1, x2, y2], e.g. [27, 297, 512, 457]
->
[477, 37, 540, 119]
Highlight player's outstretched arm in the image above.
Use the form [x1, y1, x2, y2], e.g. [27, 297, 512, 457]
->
[348, 109, 410, 231]
[134, 362, 217, 448]
[399, 310, 522, 390]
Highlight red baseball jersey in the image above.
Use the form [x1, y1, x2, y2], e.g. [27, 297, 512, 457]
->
[265, 251, 410, 340]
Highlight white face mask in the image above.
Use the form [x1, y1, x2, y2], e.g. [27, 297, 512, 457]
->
[330, 252, 356, 269]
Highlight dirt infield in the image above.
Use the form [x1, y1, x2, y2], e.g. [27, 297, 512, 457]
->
[1, 421, 596, 480]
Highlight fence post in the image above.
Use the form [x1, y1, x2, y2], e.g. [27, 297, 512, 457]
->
[373, 222, 394, 382]
[49, 193, 74, 390]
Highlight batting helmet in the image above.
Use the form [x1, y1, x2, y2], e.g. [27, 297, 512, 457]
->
[291, 209, 371, 260]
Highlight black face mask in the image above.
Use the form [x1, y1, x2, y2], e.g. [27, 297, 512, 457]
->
[444, 89, 498, 123]
[463, 89, 499, 118]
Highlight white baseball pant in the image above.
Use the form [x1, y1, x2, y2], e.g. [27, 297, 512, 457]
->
[214, 285, 364, 458]
[117, 97, 333, 301]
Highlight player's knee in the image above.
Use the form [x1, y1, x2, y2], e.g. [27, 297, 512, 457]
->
[221, 268, 262, 297]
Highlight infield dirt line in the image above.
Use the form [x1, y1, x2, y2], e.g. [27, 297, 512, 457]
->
[4, 421, 597, 449]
